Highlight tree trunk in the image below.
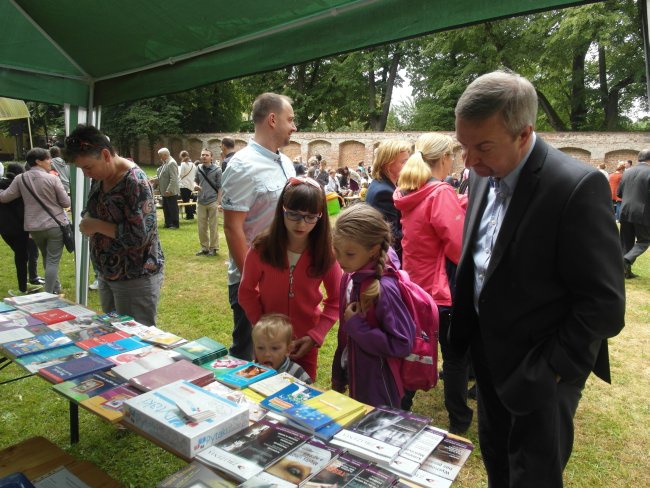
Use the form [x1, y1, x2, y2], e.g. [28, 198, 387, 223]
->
[377, 51, 402, 131]
[537, 90, 567, 131]
[569, 44, 589, 130]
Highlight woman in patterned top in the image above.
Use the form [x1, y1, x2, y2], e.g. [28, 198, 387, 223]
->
[65, 125, 164, 326]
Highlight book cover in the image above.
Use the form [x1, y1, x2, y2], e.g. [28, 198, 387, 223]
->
[59, 304, 96, 318]
[201, 355, 248, 378]
[80, 384, 140, 423]
[38, 353, 115, 383]
[123, 380, 249, 458]
[111, 349, 179, 380]
[111, 319, 154, 337]
[89, 336, 149, 357]
[0, 471, 36, 488]
[238, 471, 294, 487]
[0, 310, 32, 323]
[92, 312, 133, 323]
[259, 382, 323, 414]
[0, 328, 34, 346]
[15, 344, 87, 373]
[0, 302, 16, 313]
[248, 371, 302, 397]
[303, 452, 369, 487]
[282, 390, 365, 433]
[415, 435, 473, 482]
[129, 358, 214, 391]
[331, 406, 430, 463]
[75, 330, 131, 350]
[310, 404, 372, 442]
[216, 362, 276, 389]
[140, 327, 187, 348]
[31, 465, 90, 488]
[1, 330, 72, 358]
[388, 425, 447, 477]
[263, 438, 343, 486]
[52, 370, 125, 402]
[173, 336, 228, 364]
[205, 382, 268, 423]
[3, 291, 58, 306]
[30, 308, 76, 325]
[156, 460, 236, 488]
[24, 324, 51, 336]
[0, 315, 44, 330]
[47, 317, 108, 335]
[16, 298, 72, 314]
[108, 344, 157, 365]
[344, 464, 398, 488]
[196, 420, 310, 481]
[65, 324, 115, 343]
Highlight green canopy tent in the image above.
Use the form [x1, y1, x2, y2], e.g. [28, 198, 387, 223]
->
[1, 0, 647, 304]
[0, 97, 33, 152]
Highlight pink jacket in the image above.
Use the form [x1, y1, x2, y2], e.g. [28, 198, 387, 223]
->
[239, 247, 342, 346]
[393, 181, 467, 306]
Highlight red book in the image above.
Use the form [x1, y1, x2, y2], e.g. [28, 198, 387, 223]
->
[31, 308, 76, 325]
[76, 330, 131, 350]
[129, 359, 214, 391]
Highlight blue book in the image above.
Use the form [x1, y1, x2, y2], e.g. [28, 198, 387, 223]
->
[1, 330, 73, 359]
[0, 472, 35, 488]
[0, 303, 16, 314]
[259, 382, 323, 414]
[89, 336, 149, 357]
[39, 354, 115, 383]
[216, 362, 276, 389]
[282, 390, 365, 433]
[15, 344, 86, 373]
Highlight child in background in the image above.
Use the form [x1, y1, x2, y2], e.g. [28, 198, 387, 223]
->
[359, 181, 368, 201]
[331, 204, 415, 408]
[252, 314, 312, 384]
[239, 176, 341, 382]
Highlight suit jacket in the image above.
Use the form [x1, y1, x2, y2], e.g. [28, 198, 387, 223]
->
[158, 158, 180, 196]
[618, 161, 650, 226]
[451, 138, 625, 415]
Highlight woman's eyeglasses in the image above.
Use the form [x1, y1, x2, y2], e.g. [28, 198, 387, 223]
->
[287, 176, 322, 191]
[64, 136, 104, 151]
[283, 207, 321, 224]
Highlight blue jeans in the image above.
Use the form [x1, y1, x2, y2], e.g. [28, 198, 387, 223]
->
[31, 226, 64, 294]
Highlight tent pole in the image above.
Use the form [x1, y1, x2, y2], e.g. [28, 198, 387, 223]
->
[26, 116, 33, 149]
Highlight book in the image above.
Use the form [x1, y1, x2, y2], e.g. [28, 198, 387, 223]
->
[111, 319, 154, 337]
[0, 314, 44, 330]
[15, 344, 87, 373]
[92, 311, 133, 323]
[196, 420, 310, 482]
[216, 362, 276, 389]
[388, 425, 447, 477]
[0, 302, 16, 313]
[29, 308, 76, 325]
[75, 330, 131, 350]
[259, 382, 323, 414]
[38, 353, 115, 383]
[52, 370, 125, 402]
[205, 381, 268, 423]
[1, 330, 72, 358]
[59, 304, 96, 318]
[32, 465, 91, 488]
[47, 317, 108, 335]
[140, 327, 187, 348]
[0, 310, 32, 324]
[65, 324, 115, 343]
[24, 324, 52, 336]
[80, 384, 140, 423]
[282, 390, 365, 433]
[309, 403, 372, 442]
[123, 380, 249, 458]
[331, 406, 430, 464]
[129, 358, 214, 391]
[156, 460, 236, 488]
[173, 336, 228, 364]
[3, 291, 58, 306]
[345, 464, 398, 488]
[407, 435, 474, 484]
[248, 371, 303, 397]
[238, 471, 294, 487]
[303, 452, 370, 487]
[108, 344, 157, 365]
[0, 472, 36, 488]
[0, 328, 34, 346]
[88, 336, 149, 357]
[200, 355, 248, 378]
[111, 349, 179, 380]
[15, 297, 72, 314]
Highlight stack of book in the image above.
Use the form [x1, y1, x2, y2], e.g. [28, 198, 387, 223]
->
[128, 358, 214, 391]
[173, 336, 228, 364]
[402, 435, 474, 487]
[1, 330, 73, 360]
[140, 327, 187, 349]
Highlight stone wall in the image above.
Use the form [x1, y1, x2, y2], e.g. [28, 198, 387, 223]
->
[141, 131, 650, 175]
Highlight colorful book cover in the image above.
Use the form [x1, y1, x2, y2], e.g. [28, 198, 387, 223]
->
[65, 324, 115, 343]
[345, 464, 398, 488]
[311, 404, 373, 442]
[196, 420, 310, 482]
[1, 330, 72, 358]
[92, 311, 133, 323]
[80, 384, 140, 423]
[259, 382, 323, 414]
[262, 438, 343, 486]
[108, 345, 158, 365]
[59, 304, 96, 318]
[52, 370, 125, 402]
[129, 358, 214, 391]
[76, 330, 131, 350]
[30, 308, 76, 325]
[415, 436, 473, 482]
[3, 291, 58, 306]
[282, 390, 365, 433]
[0, 327, 34, 346]
[89, 336, 149, 357]
[111, 319, 153, 337]
[216, 362, 276, 389]
[15, 344, 87, 373]
[0, 302, 16, 313]
[47, 317, 106, 335]
[38, 353, 115, 383]
[140, 327, 187, 348]
[0, 310, 31, 323]
[16, 297, 72, 314]
[112, 349, 180, 381]
[248, 371, 302, 397]
[156, 460, 236, 488]
[24, 324, 52, 336]
[206, 382, 268, 423]
[201, 355, 248, 378]
[173, 336, 228, 364]
[303, 452, 369, 487]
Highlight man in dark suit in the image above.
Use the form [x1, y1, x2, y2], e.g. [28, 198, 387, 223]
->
[451, 71, 625, 487]
[618, 149, 650, 278]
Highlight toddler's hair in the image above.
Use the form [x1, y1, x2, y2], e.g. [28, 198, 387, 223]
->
[333, 204, 392, 312]
[253, 313, 293, 345]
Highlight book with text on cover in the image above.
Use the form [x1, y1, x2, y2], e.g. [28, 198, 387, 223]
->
[248, 371, 303, 397]
[38, 353, 115, 383]
[140, 327, 187, 349]
[282, 389, 365, 433]
[15, 344, 87, 373]
[259, 382, 323, 414]
[216, 362, 276, 389]
[111, 349, 179, 381]
[123, 380, 249, 458]
[88, 336, 149, 357]
[1, 330, 72, 359]
[3, 291, 58, 306]
[0, 327, 34, 346]
[30, 308, 76, 325]
[388, 425, 447, 477]
[111, 319, 154, 337]
[13, 297, 72, 314]
[405, 435, 474, 486]
[129, 358, 214, 391]
[47, 317, 107, 335]
[196, 419, 310, 482]
[52, 369, 125, 402]
[345, 464, 398, 488]
[156, 460, 236, 488]
[65, 324, 115, 343]
[75, 330, 131, 350]
[80, 384, 140, 423]
[173, 336, 228, 364]
[303, 452, 369, 487]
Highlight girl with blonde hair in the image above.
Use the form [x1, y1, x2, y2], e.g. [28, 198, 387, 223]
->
[394, 133, 472, 432]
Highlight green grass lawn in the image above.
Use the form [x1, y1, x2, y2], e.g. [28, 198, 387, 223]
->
[0, 185, 648, 486]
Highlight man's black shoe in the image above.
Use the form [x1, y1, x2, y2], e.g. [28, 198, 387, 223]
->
[624, 260, 638, 279]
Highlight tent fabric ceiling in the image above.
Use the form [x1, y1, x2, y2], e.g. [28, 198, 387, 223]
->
[0, 0, 595, 107]
[0, 97, 29, 121]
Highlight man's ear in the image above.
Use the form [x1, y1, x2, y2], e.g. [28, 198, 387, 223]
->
[518, 125, 533, 147]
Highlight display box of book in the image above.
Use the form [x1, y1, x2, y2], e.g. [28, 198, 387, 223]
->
[122, 380, 249, 458]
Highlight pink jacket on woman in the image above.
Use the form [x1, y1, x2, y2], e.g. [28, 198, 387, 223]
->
[393, 180, 467, 307]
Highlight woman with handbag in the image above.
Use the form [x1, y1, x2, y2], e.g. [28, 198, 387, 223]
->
[64, 125, 164, 326]
[0, 148, 71, 294]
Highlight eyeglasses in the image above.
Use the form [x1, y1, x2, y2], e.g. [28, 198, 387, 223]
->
[287, 176, 322, 191]
[283, 207, 321, 224]
[64, 136, 104, 151]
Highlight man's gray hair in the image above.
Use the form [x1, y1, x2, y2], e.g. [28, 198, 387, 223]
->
[251, 93, 292, 125]
[455, 70, 538, 136]
[158, 147, 170, 156]
[638, 149, 650, 162]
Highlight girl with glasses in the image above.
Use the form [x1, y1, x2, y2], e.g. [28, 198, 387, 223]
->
[239, 177, 342, 381]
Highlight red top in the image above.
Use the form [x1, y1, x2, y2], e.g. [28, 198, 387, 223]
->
[609, 171, 623, 201]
